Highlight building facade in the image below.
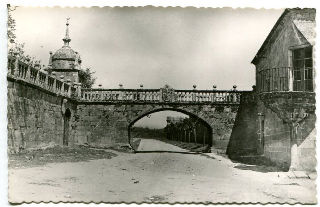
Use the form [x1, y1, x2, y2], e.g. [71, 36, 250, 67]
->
[252, 8, 316, 171]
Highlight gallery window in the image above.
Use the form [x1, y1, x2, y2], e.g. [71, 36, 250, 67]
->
[292, 46, 313, 91]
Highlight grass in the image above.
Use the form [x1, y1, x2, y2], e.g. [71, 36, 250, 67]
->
[8, 145, 118, 169]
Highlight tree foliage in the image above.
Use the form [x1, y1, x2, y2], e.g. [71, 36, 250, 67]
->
[7, 5, 96, 85]
[7, 5, 17, 43]
[78, 68, 96, 88]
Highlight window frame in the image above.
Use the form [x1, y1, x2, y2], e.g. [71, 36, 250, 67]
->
[291, 46, 313, 92]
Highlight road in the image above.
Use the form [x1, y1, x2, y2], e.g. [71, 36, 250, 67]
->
[9, 139, 316, 204]
[136, 138, 188, 152]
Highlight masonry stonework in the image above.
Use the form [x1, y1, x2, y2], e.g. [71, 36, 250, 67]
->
[258, 92, 316, 170]
[227, 92, 259, 158]
[6, 8, 316, 173]
[7, 78, 77, 153]
[74, 103, 242, 152]
[252, 8, 316, 171]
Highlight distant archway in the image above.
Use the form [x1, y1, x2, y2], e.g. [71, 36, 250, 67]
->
[128, 108, 213, 151]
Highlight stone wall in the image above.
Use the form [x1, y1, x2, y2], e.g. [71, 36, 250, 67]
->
[258, 92, 316, 171]
[262, 106, 291, 168]
[7, 74, 268, 166]
[7, 73, 251, 155]
[74, 103, 240, 151]
[74, 104, 129, 146]
[251, 8, 316, 171]
[296, 114, 316, 171]
[210, 106, 238, 154]
[227, 93, 258, 158]
[7, 78, 77, 153]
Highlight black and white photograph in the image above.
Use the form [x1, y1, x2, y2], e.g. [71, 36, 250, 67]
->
[2, 2, 318, 204]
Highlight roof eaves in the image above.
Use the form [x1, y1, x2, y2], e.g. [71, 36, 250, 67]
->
[251, 9, 290, 65]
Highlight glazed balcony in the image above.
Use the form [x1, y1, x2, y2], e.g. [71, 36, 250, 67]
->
[257, 67, 314, 93]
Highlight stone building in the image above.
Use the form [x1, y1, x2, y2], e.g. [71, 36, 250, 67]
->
[48, 19, 81, 83]
[252, 8, 316, 171]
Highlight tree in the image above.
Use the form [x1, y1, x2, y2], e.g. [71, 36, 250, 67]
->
[7, 5, 17, 43]
[78, 68, 96, 88]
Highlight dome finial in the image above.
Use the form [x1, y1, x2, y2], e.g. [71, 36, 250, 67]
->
[63, 17, 71, 46]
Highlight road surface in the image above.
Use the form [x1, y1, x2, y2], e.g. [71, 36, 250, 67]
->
[9, 139, 316, 203]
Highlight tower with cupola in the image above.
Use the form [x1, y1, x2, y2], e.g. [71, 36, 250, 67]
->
[48, 18, 81, 83]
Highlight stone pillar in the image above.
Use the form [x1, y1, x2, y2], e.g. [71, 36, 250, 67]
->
[212, 85, 217, 102]
[44, 72, 49, 90]
[77, 83, 82, 99]
[289, 123, 299, 171]
[192, 85, 197, 102]
[52, 72, 57, 93]
[13, 56, 20, 78]
[257, 112, 265, 155]
[119, 84, 124, 100]
[34, 69, 39, 85]
[288, 110, 308, 171]
[66, 79, 72, 97]
[232, 85, 237, 103]
[288, 67, 293, 91]
[60, 75, 65, 95]
[25, 64, 31, 82]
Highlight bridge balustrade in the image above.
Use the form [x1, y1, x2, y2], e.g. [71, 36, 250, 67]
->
[80, 88, 244, 104]
[7, 56, 250, 103]
[7, 55, 77, 98]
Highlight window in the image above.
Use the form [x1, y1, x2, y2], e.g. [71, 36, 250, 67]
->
[292, 46, 313, 91]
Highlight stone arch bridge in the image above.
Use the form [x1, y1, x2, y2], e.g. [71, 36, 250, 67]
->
[74, 86, 256, 153]
[7, 57, 257, 155]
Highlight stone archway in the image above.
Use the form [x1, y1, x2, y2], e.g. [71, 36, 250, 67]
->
[75, 103, 238, 153]
[127, 107, 213, 149]
[63, 108, 72, 146]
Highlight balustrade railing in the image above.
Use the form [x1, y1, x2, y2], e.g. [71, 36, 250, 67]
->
[7, 56, 251, 103]
[7, 55, 78, 98]
[80, 88, 245, 104]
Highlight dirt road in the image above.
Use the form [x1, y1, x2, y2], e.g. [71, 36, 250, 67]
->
[137, 138, 188, 152]
[9, 139, 316, 204]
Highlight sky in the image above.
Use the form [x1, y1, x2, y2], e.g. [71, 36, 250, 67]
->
[11, 7, 283, 128]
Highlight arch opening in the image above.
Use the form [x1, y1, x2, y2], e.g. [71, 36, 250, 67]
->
[63, 108, 71, 146]
[128, 108, 213, 152]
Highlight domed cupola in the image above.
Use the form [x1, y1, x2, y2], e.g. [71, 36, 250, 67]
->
[48, 18, 81, 83]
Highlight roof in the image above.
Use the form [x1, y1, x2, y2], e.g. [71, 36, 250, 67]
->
[293, 20, 316, 45]
[52, 45, 76, 60]
[251, 9, 289, 65]
[251, 8, 315, 65]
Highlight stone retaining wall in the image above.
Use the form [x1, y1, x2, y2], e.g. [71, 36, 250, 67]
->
[7, 78, 76, 153]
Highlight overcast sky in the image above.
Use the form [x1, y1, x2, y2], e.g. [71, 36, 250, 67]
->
[12, 7, 283, 128]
